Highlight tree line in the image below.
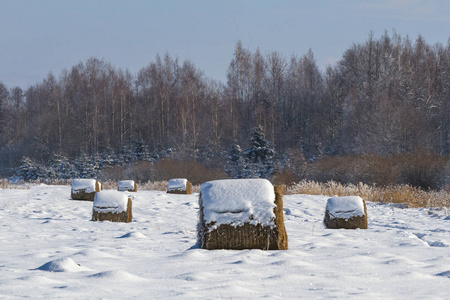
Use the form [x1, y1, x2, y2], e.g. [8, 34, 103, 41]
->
[0, 31, 449, 177]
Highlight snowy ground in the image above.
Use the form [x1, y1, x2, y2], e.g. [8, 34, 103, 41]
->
[1, 184, 449, 299]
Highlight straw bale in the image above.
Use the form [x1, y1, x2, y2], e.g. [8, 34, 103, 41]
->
[273, 186, 288, 249]
[197, 184, 288, 250]
[92, 198, 132, 223]
[324, 196, 368, 229]
[167, 179, 192, 194]
[118, 180, 137, 192]
[71, 179, 101, 201]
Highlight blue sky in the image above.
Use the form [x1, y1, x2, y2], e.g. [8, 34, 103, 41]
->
[1, 0, 449, 88]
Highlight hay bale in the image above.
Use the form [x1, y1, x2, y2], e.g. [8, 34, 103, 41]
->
[324, 196, 368, 229]
[118, 180, 137, 192]
[71, 179, 101, 201]
[197, 179, 288, 250]
[167, 178, 192, 194]
[92, 191, 132, 223]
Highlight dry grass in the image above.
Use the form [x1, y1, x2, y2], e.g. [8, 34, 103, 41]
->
[0, 178, 72, 189]
[2, 178, 447, 215]
[139, 181, 201, 193]
[98, 180, 201, 192]
[285, 180, 450, 210]
[0, 179, 30, 189]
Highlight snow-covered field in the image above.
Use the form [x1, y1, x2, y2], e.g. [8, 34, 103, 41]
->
[1, 184, 449, 299]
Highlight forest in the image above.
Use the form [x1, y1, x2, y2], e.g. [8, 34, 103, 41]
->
[0, 32, 449, 189]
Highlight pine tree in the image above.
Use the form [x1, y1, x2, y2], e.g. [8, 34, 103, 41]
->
[50, 155, 77, 179]
[243, 125, 275, 178]
[16, 157, 42, 181]
[225, 142, 246, 179]
[75, 153, 96, 178]
[133, 139, 151, 161]
[38, 162, 53, 182]
[100, 147, 116, 168]
[90, 153, 102, 176]
[117, 143, 135, 165]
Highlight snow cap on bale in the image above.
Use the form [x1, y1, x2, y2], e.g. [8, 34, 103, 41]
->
[118, 180, 137, 192]
[71, 179, 101, 201]
[198, 179, 288, 250]
[167, 178, 192, 194]
[201, 179, 275, 228]
[324, 196, 368, 229]
[92, 191, 132, 223]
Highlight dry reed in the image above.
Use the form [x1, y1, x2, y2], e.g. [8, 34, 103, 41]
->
[0, 179, 30, 189]
[285, 180, 450, 210]
[2, 178, 447, 214]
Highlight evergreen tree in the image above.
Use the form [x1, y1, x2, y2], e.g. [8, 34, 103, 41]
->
[49, 155, 77, 179]
[133, 139, 151, 161]
[243, 125, 275, 178]
[75, 153, 96, 178]
[100, 147, 116, 168]
[116, 143, 135, 165]
[38, 162, 54, 181]
[90, 153, 102, 175]
[225, 142, 246, 179]
[16, 157, 42, 181]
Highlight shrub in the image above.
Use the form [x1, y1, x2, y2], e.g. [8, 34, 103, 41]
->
[308, 154, 398, 186]
[271, 168, 302, 186]
[97, 159, 228, 185]
[97, 161, 154, 183]
[307, 152, 449, 190]
[152, 159, 228, 185]
[393, 150, 449, 190]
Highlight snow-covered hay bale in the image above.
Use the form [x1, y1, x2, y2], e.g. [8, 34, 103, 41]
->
[71, 179, 101, 201]
[167, 178, 192, 194]
[197, 179, 288, 250]
[324, 196, 368, 229]
[92, 191, 132, 223]
[118, 180, 137, 192]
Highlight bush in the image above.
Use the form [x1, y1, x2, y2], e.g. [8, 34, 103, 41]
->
[98, 159, 228, 185]
[271, 168, 302, 186]
[152, 159, 228, 185]
[306, 152, 449, 190]
[393, 150, 448, 190]
[308, 154, 397, 186]
[97, 161, 154, 183]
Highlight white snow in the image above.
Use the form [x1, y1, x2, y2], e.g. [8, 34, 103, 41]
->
[93, 191, 129, 213]
[71, 179, 97, 193]
[326, 196, 365, 219]
[118, 180, 135, 191]
[200, 179, 276, 229]
[36, 258, 93, 273]
[168, 178, 188, 191]
[0, 184, 449, 298]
